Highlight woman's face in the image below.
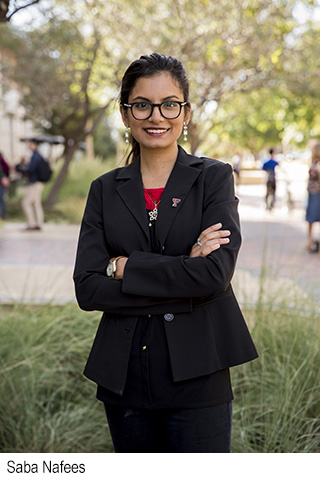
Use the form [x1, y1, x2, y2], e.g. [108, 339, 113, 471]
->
[121, 72, 190, 153]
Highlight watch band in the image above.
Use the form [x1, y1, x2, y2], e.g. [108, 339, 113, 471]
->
[107, 256, 125, 279]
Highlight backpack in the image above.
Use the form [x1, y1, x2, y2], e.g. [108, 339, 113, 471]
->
[37, 156, 53, 182]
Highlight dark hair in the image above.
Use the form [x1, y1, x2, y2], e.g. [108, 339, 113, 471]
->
[269, 148, 274, 155]
[120, 53, 190, 165]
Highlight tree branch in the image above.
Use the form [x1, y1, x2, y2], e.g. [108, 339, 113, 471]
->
[6, 0, 40, 21]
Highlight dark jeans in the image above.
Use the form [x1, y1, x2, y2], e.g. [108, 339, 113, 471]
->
[104, 402, 232, 453]
[266, 180, 276, 210]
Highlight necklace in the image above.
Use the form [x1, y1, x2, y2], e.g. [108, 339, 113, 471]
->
[144, 188, 161, 221]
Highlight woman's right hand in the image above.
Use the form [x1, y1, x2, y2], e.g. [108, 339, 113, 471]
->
[189, 223, 231, 258]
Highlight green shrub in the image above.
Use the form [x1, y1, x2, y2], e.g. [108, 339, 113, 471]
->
[0, 302, 319, 453]
[231, 304, 320, 453]
[0, 304, 113, 453]
[43, 156, 118, 224]
[8, 156, 118, 224]
[47, 156, 116, 201]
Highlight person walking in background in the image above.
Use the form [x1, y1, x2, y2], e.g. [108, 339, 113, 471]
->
[0, 151, 11, 222]
[73, 53, 258, 453]
[262, 148, 279, 210]
[15, 139, 44, 231]
[306, 143, 320, 253]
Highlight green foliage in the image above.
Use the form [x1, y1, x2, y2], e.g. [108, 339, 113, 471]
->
[5, 18, 114, 140]
[0, 303, 113, 452]
[92, 115, 117, 159]
[208, 88, 287, 156]
[50, 156, 115, 199]
[4, 0, 312, 155]
[0, 299, 319, 453]
[3, 0, 320, 192]
[7, 156, 117, 224]
[232, 305, 320, 453]
[44, 155, 117, 222]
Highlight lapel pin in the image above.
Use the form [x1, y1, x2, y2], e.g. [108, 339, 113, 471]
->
[172, 198, 181, 207]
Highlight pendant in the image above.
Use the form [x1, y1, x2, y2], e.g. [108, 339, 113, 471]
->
[148, 208, 158, 221]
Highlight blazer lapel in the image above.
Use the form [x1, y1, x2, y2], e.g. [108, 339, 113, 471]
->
[156, 147, 201, 248]
[116, 158, 150, 242]
[115, 148, 201, 250]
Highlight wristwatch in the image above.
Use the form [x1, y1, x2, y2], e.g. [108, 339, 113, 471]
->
[106, 256, 124, 279]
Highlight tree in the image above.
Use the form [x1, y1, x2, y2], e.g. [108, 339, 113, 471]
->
[89, 0, 313, 155]
[5, 17, 122, 206]
[4, 0, 319, 205]
[279, 22, 320, 145]
[219, 17, 320, 155]
[0, 0, 41, 22]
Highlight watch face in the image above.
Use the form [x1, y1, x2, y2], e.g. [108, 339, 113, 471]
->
[106, 262, 113, 277]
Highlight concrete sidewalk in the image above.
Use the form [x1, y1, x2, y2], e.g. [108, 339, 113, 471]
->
[0, 182, 319, 308]
[0, 222, 79, 304]
[234, 184, 320, 310]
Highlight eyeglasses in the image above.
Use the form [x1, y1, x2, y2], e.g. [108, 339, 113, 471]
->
[123, 101, 188, 120]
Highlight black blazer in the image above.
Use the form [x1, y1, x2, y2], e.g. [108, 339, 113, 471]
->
[73, 146, 258, 395]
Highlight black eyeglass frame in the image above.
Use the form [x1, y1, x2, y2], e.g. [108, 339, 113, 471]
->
[123, 101, 189, 120]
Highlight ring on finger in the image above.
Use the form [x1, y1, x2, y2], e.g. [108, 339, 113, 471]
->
[196, 238, 202, 247]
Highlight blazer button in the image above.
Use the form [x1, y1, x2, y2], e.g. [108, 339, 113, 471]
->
[164, 313, 174, 322]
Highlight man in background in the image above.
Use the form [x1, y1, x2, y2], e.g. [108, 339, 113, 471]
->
[262, 148, 279, 210]
[16, 139, 44, 231]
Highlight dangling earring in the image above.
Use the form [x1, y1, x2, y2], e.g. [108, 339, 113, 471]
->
[125, 126, 130, 143]
[183, 122, 188, 141]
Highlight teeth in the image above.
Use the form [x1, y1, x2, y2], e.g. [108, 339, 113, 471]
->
[146, 129, 167, 133]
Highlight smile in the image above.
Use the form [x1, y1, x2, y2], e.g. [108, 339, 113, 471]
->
[145, 128, 169, 134]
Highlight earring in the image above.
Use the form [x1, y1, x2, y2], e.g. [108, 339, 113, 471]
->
[125, 126, 130, 143]
[183, 122, 188, 141]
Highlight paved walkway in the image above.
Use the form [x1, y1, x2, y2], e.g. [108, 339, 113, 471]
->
[0, 180, 319, 308]
[235, 184, 320, 310]
[0, 223, 79, 304]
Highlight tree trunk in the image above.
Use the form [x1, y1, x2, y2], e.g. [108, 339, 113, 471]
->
[45, 144, 77, 208]
[44, 105, 110, 208]
[85, 118, 95, 159]
[0, 1, 9, 22]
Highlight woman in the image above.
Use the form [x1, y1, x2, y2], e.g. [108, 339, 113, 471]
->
[306, 143, 320, 253]
[74, 53, 258, 453]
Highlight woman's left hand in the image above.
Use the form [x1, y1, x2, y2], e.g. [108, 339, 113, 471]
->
[112, 223, 230, 279]
[189, 223, 230, 258]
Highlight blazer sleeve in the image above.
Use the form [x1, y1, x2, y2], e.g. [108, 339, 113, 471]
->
[122, 163, 241, 299]
[73, 179, 192, 314]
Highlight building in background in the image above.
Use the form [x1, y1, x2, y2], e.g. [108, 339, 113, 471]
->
[0, 49, 35, 165]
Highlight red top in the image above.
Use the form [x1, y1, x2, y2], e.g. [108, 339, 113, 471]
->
[143, 188, 164, 210]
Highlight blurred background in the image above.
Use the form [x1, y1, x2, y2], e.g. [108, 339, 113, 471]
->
[1, 0, 320, 216]
[0, 0, 319, 456]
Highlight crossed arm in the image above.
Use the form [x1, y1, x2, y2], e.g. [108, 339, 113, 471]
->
[114, 223, 231, 279]
[74, 163, 240, 311]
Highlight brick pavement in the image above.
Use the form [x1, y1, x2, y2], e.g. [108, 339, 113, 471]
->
[0, 183, 319, 307]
